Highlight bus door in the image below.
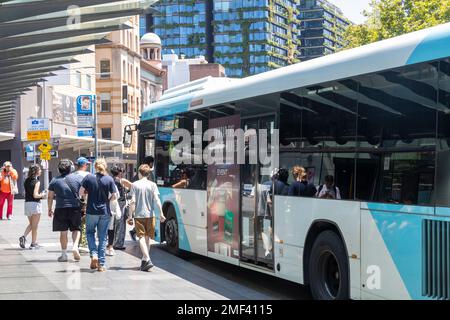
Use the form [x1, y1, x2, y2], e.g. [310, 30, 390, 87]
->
[240, 116, 275, 269]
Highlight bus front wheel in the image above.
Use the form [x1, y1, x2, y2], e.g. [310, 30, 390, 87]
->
[308, 230, 349, 300]
[164, 209, 179, 255]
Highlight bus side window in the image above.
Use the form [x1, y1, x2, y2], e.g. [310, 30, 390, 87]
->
[355, 62, 438, 205]
[279, 80, 357, 200]
[436, 59, 450, 208]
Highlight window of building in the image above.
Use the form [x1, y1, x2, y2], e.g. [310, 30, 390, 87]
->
[86, 74, 92, 91]
[122, 85, 128, 113]
[136, 67, 139, 85]
[74, 71, 82, 87]
[100, 60, 110, 79]
[99, 92, 111, 113]
[101, 128, 112, 140]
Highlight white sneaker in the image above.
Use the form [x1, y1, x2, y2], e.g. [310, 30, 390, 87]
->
[106, 248, 115, 256]
[72, 249, 81, 261]
[57, 254, 68, 262]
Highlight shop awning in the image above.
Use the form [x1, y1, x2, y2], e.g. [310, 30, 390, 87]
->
[0, 132, 15, 142]
[0, 0, 158, 132]
[52, 134, 122, 153]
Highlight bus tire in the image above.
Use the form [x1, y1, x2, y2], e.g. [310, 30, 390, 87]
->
[308, 230, 349, 300]
[164, 206, 179, 255]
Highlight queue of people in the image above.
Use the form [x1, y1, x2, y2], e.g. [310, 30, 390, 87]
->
[8, 153, 342, 274]
[13, 156, 163, 273]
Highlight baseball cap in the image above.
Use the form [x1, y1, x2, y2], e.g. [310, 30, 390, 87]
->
[76, 157, 91, 166]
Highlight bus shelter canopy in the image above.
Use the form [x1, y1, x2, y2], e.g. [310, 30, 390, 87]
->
[0, 0, 157, 132]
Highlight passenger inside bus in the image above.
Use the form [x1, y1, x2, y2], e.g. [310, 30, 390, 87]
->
[316, 175, 341, 200]
[172, 168, 191, 189]
[288, 166, 317, 197]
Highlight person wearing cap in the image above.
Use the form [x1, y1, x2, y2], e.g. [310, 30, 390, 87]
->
[0, 161, 18, 220]
[73, 157, 90, 252]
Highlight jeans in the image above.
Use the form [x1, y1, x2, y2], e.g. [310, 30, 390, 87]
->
[86, 214, 111, 266]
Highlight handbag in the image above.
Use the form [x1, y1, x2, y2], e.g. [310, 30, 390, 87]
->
[62, 176, 85, 210]
[9, 176, 18, 195]
[110, 195, 122, 220]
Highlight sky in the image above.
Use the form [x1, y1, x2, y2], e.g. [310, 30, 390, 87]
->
[327, 0, 372, 24]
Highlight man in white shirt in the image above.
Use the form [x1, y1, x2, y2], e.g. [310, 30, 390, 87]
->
[316, 175, 341, 200]
[126, 164, 166, 271]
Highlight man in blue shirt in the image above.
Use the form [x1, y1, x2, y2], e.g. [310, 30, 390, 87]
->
[48, 159, 84, 262]
[79, 159, 117, 272]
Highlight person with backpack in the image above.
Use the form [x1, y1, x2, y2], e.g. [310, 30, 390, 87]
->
[79, 159, 117, 272]
[47, 159, 84, 262]
[316, 175, 341, 200]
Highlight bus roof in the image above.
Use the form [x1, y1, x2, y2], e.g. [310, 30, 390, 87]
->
[142, 22, 450, 121]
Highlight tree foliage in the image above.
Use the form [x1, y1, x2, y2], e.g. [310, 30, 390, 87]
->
[343, 0, 450, 49]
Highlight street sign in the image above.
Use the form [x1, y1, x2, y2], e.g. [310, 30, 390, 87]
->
[38, 142, 52, 153]
[25, 144, 34, 153]
[27, 118, 50, 141]
[77, 95, 95, 138]
[77, 129, 94, 137]
[40, 160, 48, 169]
[52, 139, 60, 151]
[26, 150, 58, 159]
[26, 152, 34, 162]
[40, 152, 51, 161]
[27, 131, 50, 141]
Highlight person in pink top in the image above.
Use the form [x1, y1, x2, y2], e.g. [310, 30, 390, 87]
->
[0, 161, 19, 220]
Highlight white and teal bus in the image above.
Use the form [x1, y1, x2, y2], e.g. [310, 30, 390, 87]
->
[125, 23, 450, 300]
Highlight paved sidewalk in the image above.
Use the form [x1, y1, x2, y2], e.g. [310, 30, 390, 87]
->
[0, 200, 301, 300]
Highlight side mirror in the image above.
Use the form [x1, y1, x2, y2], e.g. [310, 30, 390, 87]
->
[123, 130, 132, 148]
[123, 124, 138, 148]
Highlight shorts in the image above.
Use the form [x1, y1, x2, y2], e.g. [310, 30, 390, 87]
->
[134, 217, 155, 238]
[53, 207, 82, 232]
[24, 202, 42, 217]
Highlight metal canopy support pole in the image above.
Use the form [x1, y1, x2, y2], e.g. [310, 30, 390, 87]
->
[93, 96, 98, 168]
[42, 80, 49, 190]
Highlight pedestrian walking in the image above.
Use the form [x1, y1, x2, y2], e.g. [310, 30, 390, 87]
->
[73, 157, 91, 253]
[0, 161, 18, 220]
[79, 159, 117, 272]
[19, 164, 47, 249]
[126, 164, 165, 271]
[126, 156, 155, 242]
[47, 159, 84, 262]
[110, 165, 127, 251]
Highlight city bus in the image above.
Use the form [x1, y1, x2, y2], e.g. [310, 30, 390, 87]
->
[125, 23, 450, 300]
